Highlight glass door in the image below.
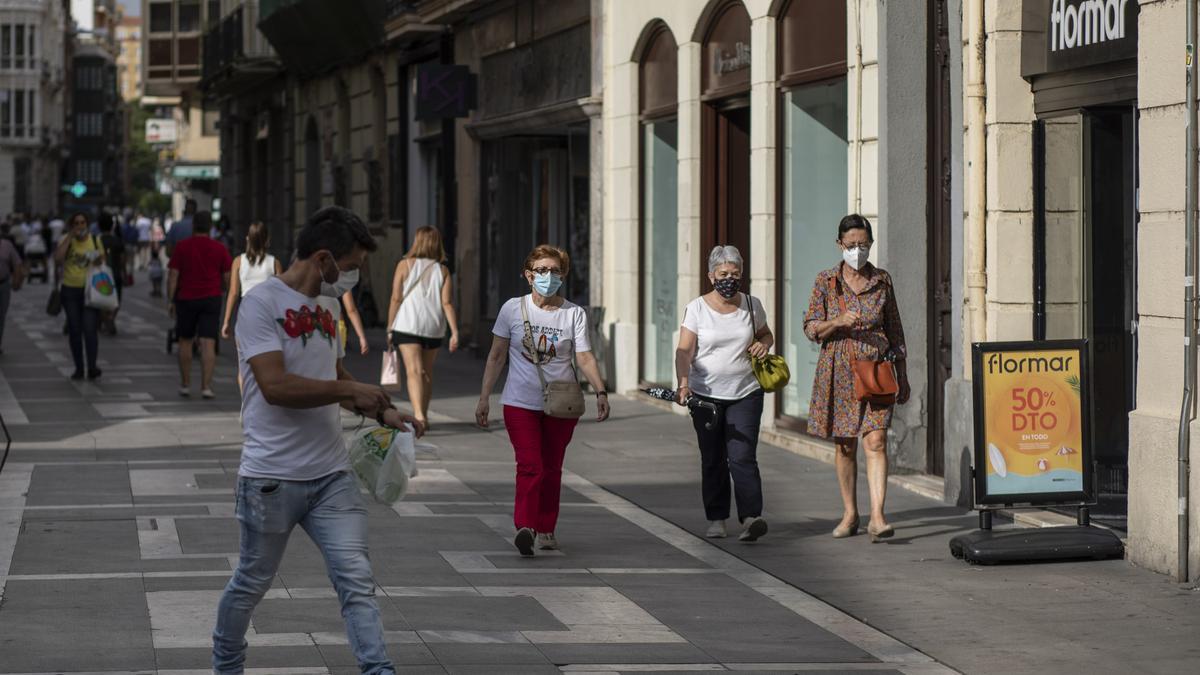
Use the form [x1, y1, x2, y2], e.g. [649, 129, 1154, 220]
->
[779, 79, 848, 423]
[640, 119, 679, 386]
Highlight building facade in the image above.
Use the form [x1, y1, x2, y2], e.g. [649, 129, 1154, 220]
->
[602, 0, 944, 477]
[939, 0, 1198, 580]
[231, 0, 602, 339]
[0, 0, 69, 218]
[142, 0, 220, 214]
[68, 37, 121, 210]
[116, 13, 140, 102]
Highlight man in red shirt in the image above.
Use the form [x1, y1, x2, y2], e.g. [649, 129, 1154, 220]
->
[168, 211, 232, 398]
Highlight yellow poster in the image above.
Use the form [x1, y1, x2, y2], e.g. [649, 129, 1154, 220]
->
[982, 348, 1084, 496]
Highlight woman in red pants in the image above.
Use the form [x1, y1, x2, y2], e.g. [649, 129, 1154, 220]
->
[475, 245, 610, 556]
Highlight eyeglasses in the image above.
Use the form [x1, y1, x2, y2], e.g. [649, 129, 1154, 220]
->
[531, 266, 562, 275]
[842, 243, 871, 252]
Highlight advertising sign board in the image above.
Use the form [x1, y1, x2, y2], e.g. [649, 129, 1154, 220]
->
[972, 340, 1093, 506]
[146, 118, 177, 144]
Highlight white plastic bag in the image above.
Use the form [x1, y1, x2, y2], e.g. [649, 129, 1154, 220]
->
[85, 264, 120, 311]
[348, 426, 418, 505]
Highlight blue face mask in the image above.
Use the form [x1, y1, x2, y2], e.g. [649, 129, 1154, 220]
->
[533, 272, 563, 297]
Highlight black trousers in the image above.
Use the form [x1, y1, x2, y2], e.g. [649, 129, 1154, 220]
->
[61, 286, 99, 373]
[691, 389, 765, 523]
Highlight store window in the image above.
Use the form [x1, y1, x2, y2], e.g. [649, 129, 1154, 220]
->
[178, 1, 202, 33]
[637, 23, 679, 386]
[775, 0, 848, 427]
[149, 2, 173, 34]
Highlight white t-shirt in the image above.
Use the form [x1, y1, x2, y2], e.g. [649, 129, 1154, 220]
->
[237, 277, 348, 480]
[136, 216, 152, 242]
[681, 294, 767, 401]
[492, 295, 590, 411]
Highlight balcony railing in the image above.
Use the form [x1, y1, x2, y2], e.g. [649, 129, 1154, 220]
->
[203, 2, 277, 83]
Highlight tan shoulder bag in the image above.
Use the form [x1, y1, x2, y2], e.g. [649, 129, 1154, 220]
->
[520, 296, 585, 419]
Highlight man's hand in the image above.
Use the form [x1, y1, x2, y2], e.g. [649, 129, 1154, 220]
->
[349, 382, 392, 417]
[381, 408, 424, 438]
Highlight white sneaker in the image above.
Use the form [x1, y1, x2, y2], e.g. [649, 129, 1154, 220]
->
[514, 527, 535, 557]
[201, 388, 215, 399]
[739, 516, 768, 542]
[705, 520, 727, 538]
[537, 532, 559, 550]
[178, 386, 190, 397]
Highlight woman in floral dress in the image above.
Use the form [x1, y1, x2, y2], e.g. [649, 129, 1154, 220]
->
[804, 214, 909, 542]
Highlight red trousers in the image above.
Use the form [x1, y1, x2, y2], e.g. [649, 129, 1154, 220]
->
[503, 405, 579, 532]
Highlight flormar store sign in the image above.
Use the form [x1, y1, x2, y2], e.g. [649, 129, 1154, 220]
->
[1043, 0, 1137, 72]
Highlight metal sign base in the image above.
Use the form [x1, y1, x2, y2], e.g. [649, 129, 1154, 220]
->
[950, 524, 1123, 565]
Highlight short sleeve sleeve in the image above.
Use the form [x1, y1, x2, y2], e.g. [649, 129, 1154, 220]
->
[236, 292, 283, 361]
[681, 299, 699, 333]
[751, 296, 768, 332]
[573, 306, 591, 354]
[492, 298, 516, 339]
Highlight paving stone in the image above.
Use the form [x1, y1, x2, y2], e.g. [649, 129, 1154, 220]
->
[317, 642, 438, 667]
[20, 505, 210, 521]
[25, 462, 131, 506]
[398, 596, 567, 632]
[425, 643, 552, 665]
[461, 572, 609, 587]
[0, 579, 153, 671]
[144, 575, 236, 592]
[154, 645, 326, 668]
[534, 643, 716, 664]
[252, 597, 410, 634]
[195, 472, 238, 489]
[444, 666, 561, 675]
[176, 516, 240, 554]
[9, 517, 141, 574]
[140, 556, 232, 573]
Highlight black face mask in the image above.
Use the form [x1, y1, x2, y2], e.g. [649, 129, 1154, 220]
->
[713, 277, 740, 299]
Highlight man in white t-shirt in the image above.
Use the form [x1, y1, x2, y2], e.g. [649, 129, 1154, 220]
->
[212, 206, 420, 675]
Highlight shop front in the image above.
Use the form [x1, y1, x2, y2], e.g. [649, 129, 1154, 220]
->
[1021, 0, 1139, 521]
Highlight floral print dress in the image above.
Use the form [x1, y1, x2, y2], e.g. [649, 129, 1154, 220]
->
[803, 264, 907, 438]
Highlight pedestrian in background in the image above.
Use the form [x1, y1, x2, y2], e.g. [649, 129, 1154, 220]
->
[53, 212, 105, 380]
[97, 213, 126, 336]
[222, 222, 281, 392]
[148, 242, 165, 297]
[212, 205, 418, 674]
[165, 198, 197, 258]
[476, 245, 610, 557]
[168, 211, 232, 399]
[803, 214, 909, 542]
[386, 226, 460, 430]
[674, 245, 773, 543]
[0, 229, 25, 355]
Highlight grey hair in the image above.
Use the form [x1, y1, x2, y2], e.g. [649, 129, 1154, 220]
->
[707, 245, 743, 274]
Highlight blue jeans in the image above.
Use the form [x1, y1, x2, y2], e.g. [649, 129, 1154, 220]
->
[212, 471, 395, 674]
[60, 285, 99, 374]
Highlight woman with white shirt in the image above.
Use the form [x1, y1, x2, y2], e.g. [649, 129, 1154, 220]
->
[387, 227, 461, 429]
[675, 245, 774, 542]
[475, 245, 610, 557]
[221, 222, 282, 390]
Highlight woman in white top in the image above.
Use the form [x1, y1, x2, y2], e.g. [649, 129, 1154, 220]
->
[675, 245, 775, 543]
[476, 245, 610, 557]
[221, 222, 282, 390]
[386, 226, 461, 429]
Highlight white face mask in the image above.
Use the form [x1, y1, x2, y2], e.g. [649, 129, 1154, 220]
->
[842, 245, 870, 271]
[319, 255, 359, 298]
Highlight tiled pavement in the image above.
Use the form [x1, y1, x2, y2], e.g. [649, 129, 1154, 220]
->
[1, 273, 1199, 674]
[0, 278, 947, 675]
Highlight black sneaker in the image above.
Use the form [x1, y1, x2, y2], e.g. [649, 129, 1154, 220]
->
[514, 527, 535, 557]
[87, 368, 102, 380]
[69, 370, 84, 381]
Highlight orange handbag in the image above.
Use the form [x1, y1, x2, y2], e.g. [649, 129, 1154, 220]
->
[830, 277, 899, 406]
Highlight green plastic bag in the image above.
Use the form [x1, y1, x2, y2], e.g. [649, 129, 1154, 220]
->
[751, 354, 791, 393]
[348, 426, 418, 505]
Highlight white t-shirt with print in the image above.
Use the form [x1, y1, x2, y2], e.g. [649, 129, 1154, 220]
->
[237, 277, 348, 480]
[681, 293, 767, 401]
[492, 295, 590, 411]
